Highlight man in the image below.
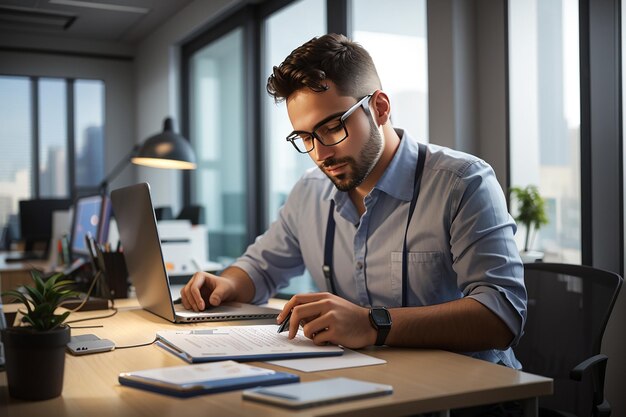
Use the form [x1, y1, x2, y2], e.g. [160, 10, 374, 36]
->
[181, 33, 526, 369]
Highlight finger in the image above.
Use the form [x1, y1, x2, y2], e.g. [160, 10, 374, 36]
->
[288, 300, 329, 339]
[302, 314, 332, 340]
[181, 279, 198, 310]
[280, 292, 333, 320]
[180, 285, 191, 310]
[189, 272, 211, 311]
[277, 296, 297, 323]
[207, 280, 228, 306]
[290, 292, 333, 305]
[311, 326, 337, 346]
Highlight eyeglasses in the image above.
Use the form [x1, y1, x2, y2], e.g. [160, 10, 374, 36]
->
[286, 94, 373, 154]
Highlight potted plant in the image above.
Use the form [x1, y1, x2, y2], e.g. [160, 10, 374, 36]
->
[510, 185, 549, 263]
[1, 270, 78, 400]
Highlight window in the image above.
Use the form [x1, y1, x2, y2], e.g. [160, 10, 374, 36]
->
[39, 78, 68, 198]
[0, 76, 32, 248]
[0, 75, 105, 249]
[508, 0, 581, 263]
[262, 0, 326, 294]
[183, 0, 429, 296]
[352, 0, 429, 143]
[189, 28, 246, 263]
[74, 80, 105, 189]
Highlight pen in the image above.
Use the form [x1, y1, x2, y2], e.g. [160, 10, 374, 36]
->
[277, 310, 292, 333]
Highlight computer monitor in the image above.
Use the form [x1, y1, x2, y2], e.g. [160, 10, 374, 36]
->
[70, 195, 112, 259]
[18, 198, 73, 254]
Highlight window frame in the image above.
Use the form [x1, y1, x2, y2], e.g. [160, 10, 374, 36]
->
[0, 74, 105, 200]
[181, 0, 624, 278]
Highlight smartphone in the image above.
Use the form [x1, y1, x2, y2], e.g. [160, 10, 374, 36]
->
[242, 377, 392, 409]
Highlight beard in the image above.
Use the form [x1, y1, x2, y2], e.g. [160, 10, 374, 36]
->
[318, 120, 384, 192]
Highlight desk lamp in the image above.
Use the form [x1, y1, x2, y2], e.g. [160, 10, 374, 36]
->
[99, 117, 196, 194]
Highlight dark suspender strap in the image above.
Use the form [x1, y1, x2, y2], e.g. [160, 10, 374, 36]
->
[323, 200, 337, 294]
[323, 143, 427, 303]
[402, 143, 427, 307]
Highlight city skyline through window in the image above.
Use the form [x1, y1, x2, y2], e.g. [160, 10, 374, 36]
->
[0, 75, 105, 249]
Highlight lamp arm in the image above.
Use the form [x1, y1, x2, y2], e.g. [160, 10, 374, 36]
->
[99, 144, 140, 194]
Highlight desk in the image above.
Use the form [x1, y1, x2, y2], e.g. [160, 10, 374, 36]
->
[1, 300, 552, 417]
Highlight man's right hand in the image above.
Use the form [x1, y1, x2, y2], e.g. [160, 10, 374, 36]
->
[180, 272, 237, 311]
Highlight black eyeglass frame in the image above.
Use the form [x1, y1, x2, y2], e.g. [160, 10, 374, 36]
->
[286, 94, 374, 154]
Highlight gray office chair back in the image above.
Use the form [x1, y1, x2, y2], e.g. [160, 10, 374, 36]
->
[515, 263, 622, 417]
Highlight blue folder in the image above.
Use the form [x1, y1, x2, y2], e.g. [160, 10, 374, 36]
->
[119, 370, 299, 398]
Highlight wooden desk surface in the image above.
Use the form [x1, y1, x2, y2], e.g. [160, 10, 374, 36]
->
[1, 300, 552, 417]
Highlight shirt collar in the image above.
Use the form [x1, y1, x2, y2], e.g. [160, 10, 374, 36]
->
[374, 128, 420, 202]
[328, 128, 421, 204]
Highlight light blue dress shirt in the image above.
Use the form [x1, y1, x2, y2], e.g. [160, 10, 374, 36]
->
[232, 129, 526, 368]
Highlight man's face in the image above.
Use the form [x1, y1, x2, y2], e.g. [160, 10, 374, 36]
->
[286, 83, 384, 191]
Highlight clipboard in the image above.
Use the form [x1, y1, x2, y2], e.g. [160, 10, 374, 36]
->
[119, 360, 299, 397]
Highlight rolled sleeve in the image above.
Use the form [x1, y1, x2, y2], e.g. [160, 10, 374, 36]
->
[450, 160, 527, 347]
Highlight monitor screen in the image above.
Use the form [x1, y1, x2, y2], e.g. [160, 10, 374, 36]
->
[70, 195, 111, 257]
[19, 199, 73, 252]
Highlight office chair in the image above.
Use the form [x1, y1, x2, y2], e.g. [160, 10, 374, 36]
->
[515, 263, 623, 417]
[176, 205, 204, 225]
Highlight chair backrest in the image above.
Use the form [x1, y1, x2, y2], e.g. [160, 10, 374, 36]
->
[515, 263, 623, 416]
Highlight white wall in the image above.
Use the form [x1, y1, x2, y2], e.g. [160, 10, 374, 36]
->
[134, 0, 241, 213]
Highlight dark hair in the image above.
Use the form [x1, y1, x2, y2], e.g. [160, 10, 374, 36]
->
[266, 33, 382, 102]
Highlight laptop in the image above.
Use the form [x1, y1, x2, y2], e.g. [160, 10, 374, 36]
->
[110, 182, 279, 323]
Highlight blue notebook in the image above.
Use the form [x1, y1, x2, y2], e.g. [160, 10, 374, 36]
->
[118, 361, 299, 398]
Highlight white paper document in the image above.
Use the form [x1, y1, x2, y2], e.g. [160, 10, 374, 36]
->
[156, 325, 344, 363]
[267, 348, 386, 372]
[120, 360, 274, 385]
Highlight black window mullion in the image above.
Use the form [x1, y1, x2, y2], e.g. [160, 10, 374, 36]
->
[244, 6, 265, 241]
[579, 0, 623, 275]
[31, 77, 39, 198]
[327, 0, 349, 35]
[579, 0, 592, 266]
[67, 79, 75, 200]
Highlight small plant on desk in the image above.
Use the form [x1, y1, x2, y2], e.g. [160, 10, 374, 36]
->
[1, 270, 78, 401]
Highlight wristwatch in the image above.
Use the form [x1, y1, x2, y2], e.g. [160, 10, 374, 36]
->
[369, 307, 392, 346]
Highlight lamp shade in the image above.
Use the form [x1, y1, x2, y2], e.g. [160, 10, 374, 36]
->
[131, 118, 196, 169]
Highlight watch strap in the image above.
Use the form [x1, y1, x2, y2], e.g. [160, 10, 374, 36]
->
[369, 307, 391, 346]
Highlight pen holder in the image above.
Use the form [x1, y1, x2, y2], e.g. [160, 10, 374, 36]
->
[101, 252, 129, 299]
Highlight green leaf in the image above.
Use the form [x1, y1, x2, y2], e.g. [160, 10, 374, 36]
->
[6, 269, 79, 331]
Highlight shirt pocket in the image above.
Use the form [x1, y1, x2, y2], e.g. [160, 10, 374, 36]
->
[391, 251, 444, 306]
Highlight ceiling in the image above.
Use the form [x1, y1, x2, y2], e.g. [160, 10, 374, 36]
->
[0, 0, 194, 44]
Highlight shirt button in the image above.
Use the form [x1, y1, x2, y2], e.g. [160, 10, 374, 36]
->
[356, 261, 363, 270]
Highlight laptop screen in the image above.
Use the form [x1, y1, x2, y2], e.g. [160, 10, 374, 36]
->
[110, 183, 176, 322]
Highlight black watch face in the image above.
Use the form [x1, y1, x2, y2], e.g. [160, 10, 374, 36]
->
[371, 308, 390, 326]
